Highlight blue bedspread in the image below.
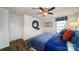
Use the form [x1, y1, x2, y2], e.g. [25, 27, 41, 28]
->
[30, 32, 68, 51]
[30, 32, 54, 51]
[45, 34, 68, 51]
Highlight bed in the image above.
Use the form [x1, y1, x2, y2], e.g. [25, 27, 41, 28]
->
[71, 31, 79, 51]
[28, 32, 69, 51]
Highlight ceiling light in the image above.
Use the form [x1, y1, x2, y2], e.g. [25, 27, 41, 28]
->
[43, 12, 48, 16]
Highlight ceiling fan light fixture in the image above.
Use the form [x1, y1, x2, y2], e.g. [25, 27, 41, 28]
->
[43, 12, 48, 16]
[33, 7, 55, 16]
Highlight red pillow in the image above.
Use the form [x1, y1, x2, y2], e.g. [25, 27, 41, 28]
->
[63, 29, 74, 41]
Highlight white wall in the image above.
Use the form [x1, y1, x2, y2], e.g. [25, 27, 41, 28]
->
[0, 8, 23, 49]
[23, 15, 43, 40]
[0, 8, 9, 49]
[67, 14, 78, 26]
[9, 14, 23, 41]
[43, 13, 79, 33]
[42, 18, 56, 33]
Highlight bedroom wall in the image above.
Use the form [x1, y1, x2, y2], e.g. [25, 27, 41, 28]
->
[77, 13, 79, 30]
[42, 13, 79, 33]
[0, 8, 9, 49]
[67, 13, 78, 27]
[23, 15, 43, 40]
[42, 18, 56, 34]
[9, 14, 23, 41]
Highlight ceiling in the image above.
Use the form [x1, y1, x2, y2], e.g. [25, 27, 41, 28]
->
[4, 7, 79, 19]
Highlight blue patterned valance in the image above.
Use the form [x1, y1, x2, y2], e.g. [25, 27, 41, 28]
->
[55, 16, 68, 21]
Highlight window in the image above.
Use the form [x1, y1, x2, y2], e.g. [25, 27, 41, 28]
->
[56, 16, 67, 33]
[56, 20, 67, 33]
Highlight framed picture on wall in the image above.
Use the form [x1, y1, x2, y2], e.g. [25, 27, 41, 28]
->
[44, 22, 52, 27]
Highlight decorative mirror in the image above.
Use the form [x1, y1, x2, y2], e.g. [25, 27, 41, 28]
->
[32, 20, 40, 30]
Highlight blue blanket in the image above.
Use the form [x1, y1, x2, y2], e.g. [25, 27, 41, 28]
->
[45, 34, 68, 51]
[30, 32, 54, 51]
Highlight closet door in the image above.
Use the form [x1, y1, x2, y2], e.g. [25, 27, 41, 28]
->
[0, 8, 9, 49]
[9, 15, 23, 41]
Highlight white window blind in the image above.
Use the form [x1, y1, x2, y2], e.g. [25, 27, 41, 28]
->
[56, 21, 67, 33]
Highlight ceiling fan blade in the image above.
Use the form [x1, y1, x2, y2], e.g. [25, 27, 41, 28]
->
[48, 7, 55, 11]
[39, 7, 44, 11]
[48, 12, 53, 14]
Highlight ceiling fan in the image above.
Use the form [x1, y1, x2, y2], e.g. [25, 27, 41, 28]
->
[33, 7, 55, 16]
